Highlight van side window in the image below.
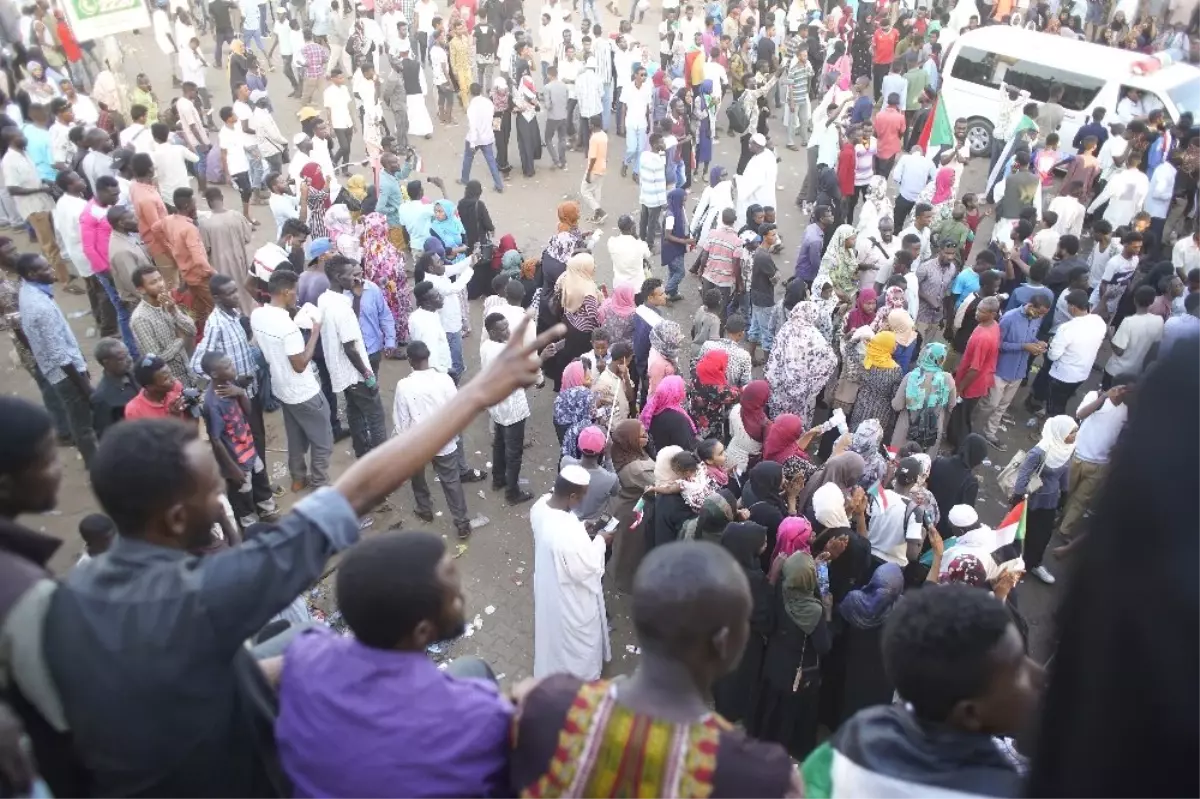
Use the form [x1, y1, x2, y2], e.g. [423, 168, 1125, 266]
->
[949, 45, 1105, 112]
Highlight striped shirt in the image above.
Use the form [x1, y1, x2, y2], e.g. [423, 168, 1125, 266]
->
[190, 305, 258, 398]
[701, 226, 742, 288]
[637, 151, 668, 208]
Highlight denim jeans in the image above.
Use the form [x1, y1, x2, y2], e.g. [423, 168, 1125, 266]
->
[94, 271, 139, 358]
[460, 142, 505, 189]
[447, 330, 465, 382]
[665, 253, 685, 296]
[600, 82, 613, 131]
[624, 126, 648, 172]
[492, 418, 526, 497]
[343, 380, 389, 457]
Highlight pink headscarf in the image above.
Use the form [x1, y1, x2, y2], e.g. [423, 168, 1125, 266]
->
[599, 284, 636, 322]
[773, 516, 813, 561]
[639, 375, 696, 432]
[562, 360, 588, 389]
[931, 166, 956, 205]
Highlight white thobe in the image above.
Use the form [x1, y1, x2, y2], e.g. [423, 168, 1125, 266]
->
[735, 150, 777, 226]
[1088, 168, 1149, 229]
[531, 496, 611, 681]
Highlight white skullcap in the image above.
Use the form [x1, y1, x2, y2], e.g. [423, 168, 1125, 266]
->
[750, 133, 767, 147]
[292, 133, 309, 145]
[947, 504, 979, 528]
[560, 464, 592, 486]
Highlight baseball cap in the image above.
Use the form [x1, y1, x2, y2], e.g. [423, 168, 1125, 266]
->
[577, 426, 606, 455]
[305, 237, 332, 262]
[110, 148, 134, 170]
[297, 106, 320, 122]
[894, 456, 922, 486]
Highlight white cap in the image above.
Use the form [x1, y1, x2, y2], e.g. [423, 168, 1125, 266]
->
[560, 464, 592, 486]
[292, 132, 309, 145]
[249, 89, 269, 103]
[947, 504, 979, 528]
[750, 133, 767, 147]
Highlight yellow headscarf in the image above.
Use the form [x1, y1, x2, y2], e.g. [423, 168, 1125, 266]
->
[863, 330, 899, 370]
[345, 174, 368, 202]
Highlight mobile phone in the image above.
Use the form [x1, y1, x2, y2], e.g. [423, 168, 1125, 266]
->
[602, 516, 619, 533]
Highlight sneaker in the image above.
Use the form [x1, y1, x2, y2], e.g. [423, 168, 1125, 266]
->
[455, 522, 472, 540]
[1030, 565, 1056, 584]
[460, 468, 489, 483]
[506, 490, 536, 505]
[413, 508, 435, 523]
[984, 436, 1008, 452]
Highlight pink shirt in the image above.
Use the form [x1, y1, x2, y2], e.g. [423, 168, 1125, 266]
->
[874, 107, 907, 159]
[80, 199, 113, 275]
[648, 350, 676, 397]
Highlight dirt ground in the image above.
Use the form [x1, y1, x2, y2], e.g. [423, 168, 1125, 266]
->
[9, 10, 1160, 682]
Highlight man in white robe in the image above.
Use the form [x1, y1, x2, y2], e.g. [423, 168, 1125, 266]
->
[531, 465, 612, 680]
[736, 133, 777, 227]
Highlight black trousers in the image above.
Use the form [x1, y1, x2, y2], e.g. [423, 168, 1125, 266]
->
[872, 62, 890, 100]
[492, 418, 526, 497]
[1023, 506, 1057, 569]
[312, 349, 343, 433]
[1047, 376, 1083, 417]
[893, 195, 915, 230]
[947, 395, 980, 449]
[226, 468, 275, 525]
[333, 127, 353, 167]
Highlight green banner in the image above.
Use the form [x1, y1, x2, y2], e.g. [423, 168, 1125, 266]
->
[61, 0, 151, 42]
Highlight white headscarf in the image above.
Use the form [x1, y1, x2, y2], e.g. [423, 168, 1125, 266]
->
[813, 482, 850, 530]
[1037, 415, 1078, 469]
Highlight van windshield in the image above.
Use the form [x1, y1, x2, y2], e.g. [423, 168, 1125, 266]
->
[948, 45, 1105, 112]
[1166, 79, 1198, 118]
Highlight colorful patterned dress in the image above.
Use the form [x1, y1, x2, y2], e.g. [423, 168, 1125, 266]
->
[360, 213, 413, 344]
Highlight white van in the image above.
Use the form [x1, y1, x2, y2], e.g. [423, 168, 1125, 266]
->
[938, 27, 1200, 157]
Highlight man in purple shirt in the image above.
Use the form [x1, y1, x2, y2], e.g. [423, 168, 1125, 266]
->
[275, 531, 513, 797]
[794, 204, 833, 281]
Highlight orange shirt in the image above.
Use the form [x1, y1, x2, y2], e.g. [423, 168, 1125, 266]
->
[587, 131, 608, 176]
[154, 215, 214, 287]
[130, 180, 169, 258]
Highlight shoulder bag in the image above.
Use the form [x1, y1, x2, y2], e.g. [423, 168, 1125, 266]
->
[997, 448, 1045, 498]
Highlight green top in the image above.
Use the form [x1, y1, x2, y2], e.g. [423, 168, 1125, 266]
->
[904, 68, 929, 112]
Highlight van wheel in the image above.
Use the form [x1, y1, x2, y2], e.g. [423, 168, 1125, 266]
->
[966, 119, 993, 158]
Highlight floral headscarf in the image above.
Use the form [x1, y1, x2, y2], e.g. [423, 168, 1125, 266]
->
[903, 341, 952, 411]
[944, 553, 988, 587]
[819, 224, 858, 296]
[325, 204, 360, 260]
[545, 202, 585, 264]
[649, 320, 683, 366]
[850, 419, 888, 489]
[554, 386, 595, 460]
[871, 286, 908, 332]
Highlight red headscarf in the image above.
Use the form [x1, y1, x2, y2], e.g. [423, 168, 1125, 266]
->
[739, 379, 770, 442]
[844, 287, 878, 332]
[492, 233, 517, 271]
[762, 413, 808, 463]
[696, 349, 729, 386]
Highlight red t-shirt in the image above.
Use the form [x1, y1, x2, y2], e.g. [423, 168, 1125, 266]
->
[873, 107, 907, 159]
[123, 381, 184, 421]
[956, 323, 1001, 400]
[873, 28, 900, 64]
[913, 18, 929, 36]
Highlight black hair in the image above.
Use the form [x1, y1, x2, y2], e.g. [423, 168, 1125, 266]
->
[591, 328, 610, 343]
[1015, 220, 1035, 241]
[975, 250, 997, 267]
[78, 513, 116, 546]
[893, 250, 915, 269]
[1065, 265, 1089, 285]
[94, 337, 126, 362]
[725, 314, 746, 334]
[671, 451, 700, 474]
[95, 175, 118, 192]
[131, 265, 160, 288]
[882, 583, 1014, 722]
[151, 122, 169, 143]
[1133, 284, 1156, 308]
[407, 179, 424, 200]
[720, 207, 737, 225]
[200, 349, 228, 375]
[610, 341, 632, 361]
[267, 269, 299, 295]
[484, 311, 506, 331]
[130, 103, 148, 120]
[1027, 292, 1052, 310]
[1186, 292, 1200, 314]
[204, 187, 224, 206]
[979, 270, 1002, 289]
[54, 170, 77, 191]
[105, 205, 127, 228]
[336, 531, 448, 649]
[323, 254, 356, 282]
[913, 202, 933, 217]
[505, 279, 525, 304]
[281, 219, 310, 238]
[490, 273, 510, 295]
[90, 419, 201, 534]
[0, 396, 52, 475]
[173, 187, 194, 209]
[1042, 210, 1058, 228]
[703, 288, 722, 311]
[1091, 219, 1112, 236]
[1120, 231, 1143, 245]
[1029, 257, 1050, 283]
[697, 438, 722, 462]
[219, 105, 235, 122]
[407, 340, 430, 362]
[209, 273, 235, 295]
[1058, 234, 1079, 255]
[413, 280, 435, 304]
[1065, 289, 1089, 311]
[637, 277, 663, 304]
[133, 355, 168, 387]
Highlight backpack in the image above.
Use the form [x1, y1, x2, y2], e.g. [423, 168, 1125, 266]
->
[909, 373, 942, 449]
[726, 99, 750, 135]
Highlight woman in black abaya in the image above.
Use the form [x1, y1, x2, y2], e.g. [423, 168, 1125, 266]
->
[712, 521, 772, 724]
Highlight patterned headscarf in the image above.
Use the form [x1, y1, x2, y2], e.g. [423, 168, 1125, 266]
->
[649, 320, 683, 367]
[944, 553, 988, 587]
[871, 286, 908, 332]
[850, 419, 888, 488]
[554, 386, 595, 460]
[819, 224, 858, 295]
[903, 341, 953, 411]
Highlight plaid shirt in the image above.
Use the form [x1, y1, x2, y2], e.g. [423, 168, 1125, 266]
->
[130, 300, 197, 386]
[190, 305, 258, 398]
[397, 0, 416, 27]
[302, 42, 330, 79]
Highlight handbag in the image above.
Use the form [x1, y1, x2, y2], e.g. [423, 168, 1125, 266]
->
[473, 200, 495, 264]
[997, 448, 1045, 498]
[791, 634, 820, 692]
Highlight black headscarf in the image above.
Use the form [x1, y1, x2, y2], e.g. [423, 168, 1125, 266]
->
[927, 433, 988, 535]
[741, 461, 784, 512]
[719, 521, 768, 572]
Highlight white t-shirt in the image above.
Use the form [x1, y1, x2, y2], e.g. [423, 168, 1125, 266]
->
[252, 242, 291, 281]
[415, 0, 437, 32]
[607, 234, 651, 288]
[324, 83, 354, 129]
[430, 45, 450, 86]
[174, 96, 209, 146]
[1104, 312, 1163, 377]
[703, 61, 727, 97]
[352, 69, 377, 110]
[275, 19, 295, 54]
[1073, 391, 1128, 464]
[218, 124, 250, 175]
[316, 290, 370, 392]
[174, 19, 196, 51]
[151, 142, 198, 206]
[250, 304, 322, 404]
[180, 48, 207, 87]
[233, 99, 253, 126]
[622, 81, 652, 130]
[867, 490, 924, 567]
[269, 192, 300, 239]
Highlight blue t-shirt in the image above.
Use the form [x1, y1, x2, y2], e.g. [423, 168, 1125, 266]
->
[1006, 283, 1054, 312]
[951, 268, 980, 308]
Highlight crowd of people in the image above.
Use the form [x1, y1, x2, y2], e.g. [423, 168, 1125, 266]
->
[0, 0, 1198, 794]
